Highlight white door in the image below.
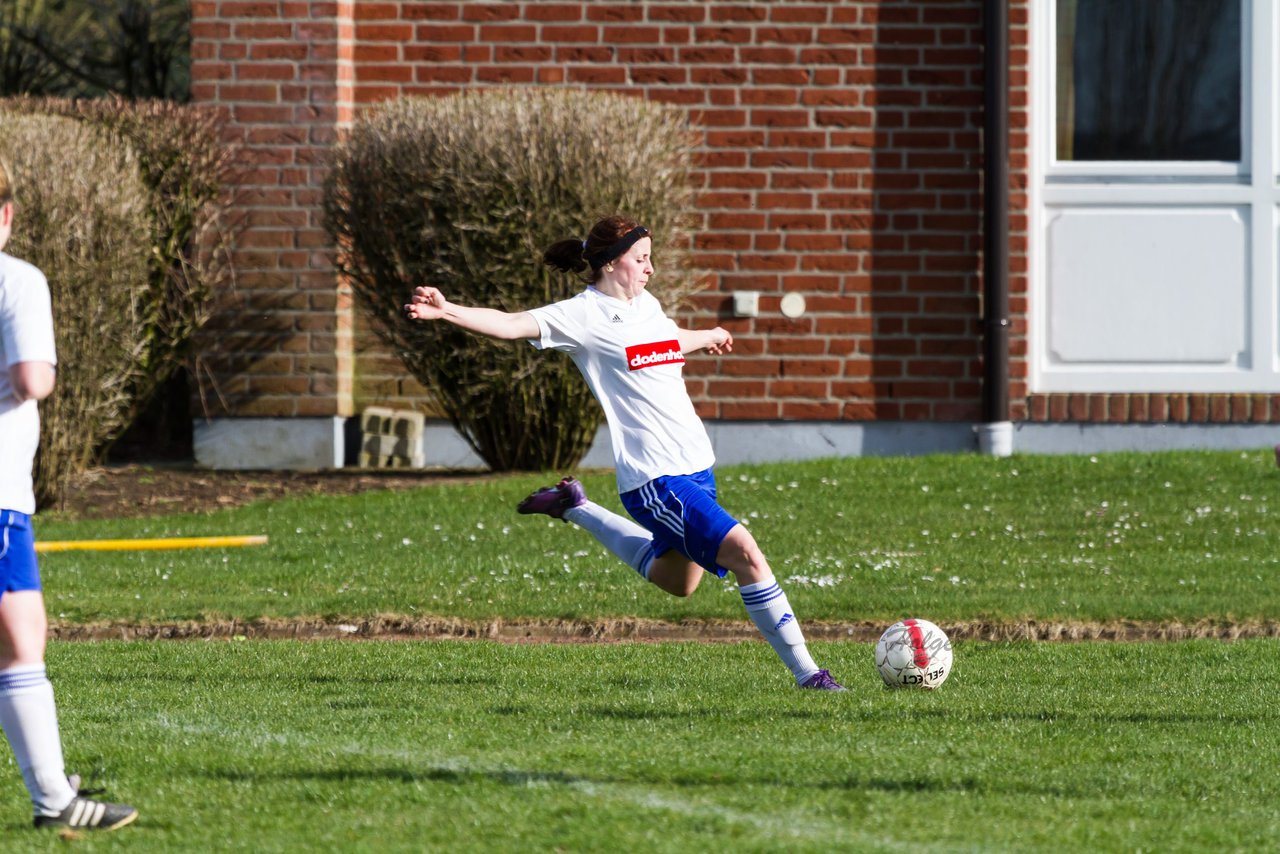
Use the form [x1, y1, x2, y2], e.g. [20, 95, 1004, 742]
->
[1031, 0, 1278, 393]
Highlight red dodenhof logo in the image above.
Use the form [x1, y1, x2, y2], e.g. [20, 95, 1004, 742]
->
[625, 339, 684, 371]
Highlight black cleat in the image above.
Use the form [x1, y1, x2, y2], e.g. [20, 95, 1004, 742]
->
[34, 796, 138, 831]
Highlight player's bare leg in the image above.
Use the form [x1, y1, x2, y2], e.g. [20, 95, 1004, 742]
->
[0, 591, 137, 830]
[645, 552, 702, 597]
[715, 526, 845, 691]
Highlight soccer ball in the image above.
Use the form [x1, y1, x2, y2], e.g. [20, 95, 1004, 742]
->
[875, 618, 953, 689]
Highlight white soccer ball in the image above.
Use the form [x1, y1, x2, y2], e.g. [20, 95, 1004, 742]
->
[875, 618, 953, 689]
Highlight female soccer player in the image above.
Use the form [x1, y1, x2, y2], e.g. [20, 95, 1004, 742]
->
[0, 158, 138, 830]
[405, 215, 844, 690]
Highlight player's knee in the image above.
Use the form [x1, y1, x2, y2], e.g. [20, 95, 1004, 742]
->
[669, 572, 702, 597]
[649, 555, 702, 597]
[717, 528, 770, 578]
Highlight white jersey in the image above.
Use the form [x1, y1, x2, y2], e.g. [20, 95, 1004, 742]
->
[0, 252, 57, 514]
[528, 287, 715, 493]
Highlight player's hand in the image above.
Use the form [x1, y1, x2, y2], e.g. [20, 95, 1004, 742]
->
[404, 286, 448, 321]
[705, 327, 733, 355]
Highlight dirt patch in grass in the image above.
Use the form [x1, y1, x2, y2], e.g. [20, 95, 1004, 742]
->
[46, 463, 491, 521]
[50, 616, 1280, 644]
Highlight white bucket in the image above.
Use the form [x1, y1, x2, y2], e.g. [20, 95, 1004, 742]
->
[976, 421, 1014, 457]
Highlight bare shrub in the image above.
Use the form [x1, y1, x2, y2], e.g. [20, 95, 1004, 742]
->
[1, 95, 239, 453]
[324, 89, 700, 471]
[0, 113, 151, 505]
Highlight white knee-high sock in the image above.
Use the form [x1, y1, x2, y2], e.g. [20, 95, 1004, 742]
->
[0, 665, 76, 816]
[739, 577, 820, 684]
[563, 501, 656, 579]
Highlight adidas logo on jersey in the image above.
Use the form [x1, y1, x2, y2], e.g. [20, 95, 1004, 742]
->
[610, 314, 622, 323]
[625, 339, 685, 371]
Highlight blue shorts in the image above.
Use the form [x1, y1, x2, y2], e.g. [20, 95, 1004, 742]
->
[0, 510, 42, 600]
[619, 469, 740, 577]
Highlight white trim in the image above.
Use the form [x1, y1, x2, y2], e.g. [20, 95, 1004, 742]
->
[417, 420, 1275, 469]
[188, 418, 1278, 471]
[193, 417, 346, 470]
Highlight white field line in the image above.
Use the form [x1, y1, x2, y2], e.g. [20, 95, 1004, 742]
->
[145, 713, 955, 852]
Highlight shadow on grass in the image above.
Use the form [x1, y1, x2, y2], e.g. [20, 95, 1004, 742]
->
[866, 706, 1277, 726]
[203, 762, 1082, 798]
[486, 703, 827, 722]
[820, 775, 1084, 798]
[207, 765, 592, 787]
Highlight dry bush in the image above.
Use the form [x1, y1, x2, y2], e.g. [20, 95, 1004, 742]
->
[0, 95, 237, 434]
[324, 89, 700, 471]
[0, 113, 151, 505]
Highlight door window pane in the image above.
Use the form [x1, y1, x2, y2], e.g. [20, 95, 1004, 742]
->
[1056, 0, 1241, 161]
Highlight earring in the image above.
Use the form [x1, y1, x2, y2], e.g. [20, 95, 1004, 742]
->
[604, 263, 614, 273]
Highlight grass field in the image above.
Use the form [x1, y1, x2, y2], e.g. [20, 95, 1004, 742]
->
[33, 449, 1279, 627]
[5, 449, 1279, 851]
[3, 640, 1278, 853]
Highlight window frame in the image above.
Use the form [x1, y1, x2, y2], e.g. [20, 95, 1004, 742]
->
[1044, 0, 1252, 182]
[1029, 0, 1280, 395]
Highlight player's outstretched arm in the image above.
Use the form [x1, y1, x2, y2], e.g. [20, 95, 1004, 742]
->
[404, 286, 539, 340]
[678, 326, 733, 356]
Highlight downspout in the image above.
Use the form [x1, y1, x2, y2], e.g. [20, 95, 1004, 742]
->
[979, 0, 1013, 456]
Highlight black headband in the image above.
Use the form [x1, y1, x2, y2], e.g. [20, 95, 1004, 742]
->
[585, 226, 650, 269]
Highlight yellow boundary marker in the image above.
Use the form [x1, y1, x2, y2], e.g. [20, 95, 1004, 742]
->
[36, 535, 268, 553]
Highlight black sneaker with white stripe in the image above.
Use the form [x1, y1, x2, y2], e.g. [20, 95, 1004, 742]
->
[34, 795, 138, 831]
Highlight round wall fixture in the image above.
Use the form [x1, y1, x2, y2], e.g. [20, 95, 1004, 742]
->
[779, 292, 806, 318]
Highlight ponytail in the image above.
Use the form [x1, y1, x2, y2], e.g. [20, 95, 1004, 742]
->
[542, 239, 589, 274]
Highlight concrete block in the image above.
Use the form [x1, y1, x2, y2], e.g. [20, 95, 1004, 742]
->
[389, 410, 424, 440]
[357, 410, 426, 468]
[360, 406, 395, 435]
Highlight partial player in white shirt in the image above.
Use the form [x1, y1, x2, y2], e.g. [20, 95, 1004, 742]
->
[0, 158, 138, 831]
[405, 215, 844, 691]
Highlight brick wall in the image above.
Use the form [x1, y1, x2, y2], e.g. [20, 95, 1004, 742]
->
[191, 0, 357, 419]
[192, 1, 1033, 426]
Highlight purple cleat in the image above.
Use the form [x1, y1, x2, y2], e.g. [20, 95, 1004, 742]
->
[516, 477, 587, 521]
[799, 669, 847, 691]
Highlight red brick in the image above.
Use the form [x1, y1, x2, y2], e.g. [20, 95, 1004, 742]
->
[721, 402, 780, 419]
[496, 45, 553, 62]
[220, 1, 281, 17]
[476, 20, 535, 40]
[403, 44, 462, 62]
[353, 2, 398, 21]
[619, 45, 676, 63]
[710, 6, 765, 23]
[648, 5, 705, 23]
[542, 25, 601, 42]
[589, 5, 644, 22]
[771, 6, 829, 24]
[555, 46, 613, 62]
[630, 66, 687, 85]
[463, 4, 520, 22]
[360, 64, 413, 82]
[783, 401, 840, 419]
[416, 24, 475, 41]
[691, 67, 748, 85]
[522, 4, 580, 21]
[770, 380, 830, 398]
[603, 25, 662, 43]
[478, 66, 536, 83]
[568, 66, 626, 84]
